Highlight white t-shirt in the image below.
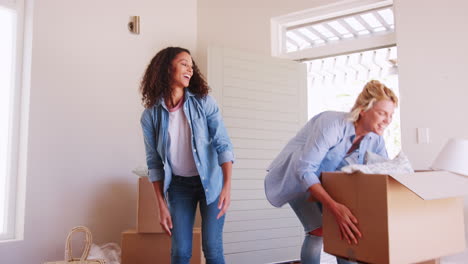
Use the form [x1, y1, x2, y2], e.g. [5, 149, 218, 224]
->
[167, 100, 199, 177]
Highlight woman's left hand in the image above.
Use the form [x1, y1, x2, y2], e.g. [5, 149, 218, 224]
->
[217, 184, 231, 219]
[217, 161, 233, 219]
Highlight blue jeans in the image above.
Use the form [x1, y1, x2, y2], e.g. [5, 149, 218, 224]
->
[167, 175, 225, 264]
[289, 194, 357, 264]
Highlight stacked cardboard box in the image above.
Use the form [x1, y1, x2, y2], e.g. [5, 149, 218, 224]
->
[136, 176, 164, 233]
[322, 171, 467, 264]
[121, 177, 204, 264]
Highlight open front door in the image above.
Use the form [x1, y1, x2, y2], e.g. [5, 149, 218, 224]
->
[208, 47, 307, 263]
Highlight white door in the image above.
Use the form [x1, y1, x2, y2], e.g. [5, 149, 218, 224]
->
[208, 47, 307, 263]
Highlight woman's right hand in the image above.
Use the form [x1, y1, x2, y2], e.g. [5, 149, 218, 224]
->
[308, 183, 361, 244]
[330, 202, 361, 244]
[152, 181, 173, 236]
[159, 202, 173, 236]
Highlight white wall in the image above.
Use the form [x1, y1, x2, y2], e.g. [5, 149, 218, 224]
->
[0, 0, 196, 263]
[394, 0, 468, 262]
[394, 0, 468, 169]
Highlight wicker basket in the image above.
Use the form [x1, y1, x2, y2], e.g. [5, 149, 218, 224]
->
[44, 226, 106, 264]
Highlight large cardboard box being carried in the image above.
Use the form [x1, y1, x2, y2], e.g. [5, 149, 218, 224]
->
[121, 228, 204, 264]
[322, 171, 467, 264]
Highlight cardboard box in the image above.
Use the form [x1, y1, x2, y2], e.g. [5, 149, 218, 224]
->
[137, 177, 201, 233]
[322, 171, 467, 264]
[121, 227, 204, 264]
[137, 177, 164, 233]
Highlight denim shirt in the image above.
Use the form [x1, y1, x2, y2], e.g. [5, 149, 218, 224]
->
[265, 111, 388, 207]
[140, 90, 234, 205]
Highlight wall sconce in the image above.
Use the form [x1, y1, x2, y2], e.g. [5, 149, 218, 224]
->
[128, 16, 140, 34]
[432, 138, 468, 176]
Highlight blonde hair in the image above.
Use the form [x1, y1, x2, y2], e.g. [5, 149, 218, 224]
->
[349, 80, 398, 122]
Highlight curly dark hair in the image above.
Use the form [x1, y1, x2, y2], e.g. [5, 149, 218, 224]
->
[140, 47, 209, 108]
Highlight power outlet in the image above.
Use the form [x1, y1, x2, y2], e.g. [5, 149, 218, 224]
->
[417, 127, 430, 144]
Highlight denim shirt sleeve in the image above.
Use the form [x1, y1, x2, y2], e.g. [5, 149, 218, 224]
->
[203, 95, 235, 165]
[140, 108, 164, 182]
[374, 135, 389, 158]
[296, 117, 342, 188]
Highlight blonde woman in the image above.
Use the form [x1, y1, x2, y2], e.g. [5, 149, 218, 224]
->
[265, 80, 398, 264]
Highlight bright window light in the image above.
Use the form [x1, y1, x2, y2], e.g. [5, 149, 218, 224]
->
[286, 42, 298, 52]
[0, 6, 15, 235]
[314, 39, 325, 45]
[298, 28, 320, 41]
[361, 13, 382, 28]
[312, 24, 334, 38]
[378, 9, 394, 26]
[299, 42, 312, 50]
[373, 26, 386, 32]
[344, 17, 366, 31]
[327, 21, 349, 35]
[358, 30, 370, 35]
[286, 31, 308, 47]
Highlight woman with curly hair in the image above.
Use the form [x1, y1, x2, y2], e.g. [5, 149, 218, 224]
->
[140, 47, 234, 264]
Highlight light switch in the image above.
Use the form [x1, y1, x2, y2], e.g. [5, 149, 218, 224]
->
[417, 127, 430, 144]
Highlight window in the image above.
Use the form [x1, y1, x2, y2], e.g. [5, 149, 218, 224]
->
[271, 0, 394, 61]
[0, 0, 27, 241]
[285, 5, 394, 53]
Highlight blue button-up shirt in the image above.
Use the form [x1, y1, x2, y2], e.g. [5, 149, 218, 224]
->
[265, 111, 387, 207]
[141, 90, 234, 205]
